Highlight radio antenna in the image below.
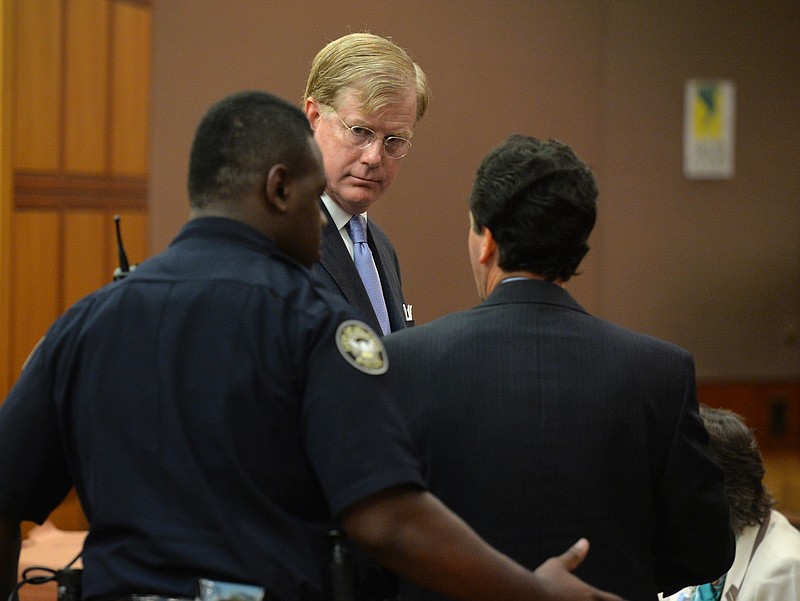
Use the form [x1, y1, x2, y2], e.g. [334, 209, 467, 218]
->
[113, 215, 130, 278]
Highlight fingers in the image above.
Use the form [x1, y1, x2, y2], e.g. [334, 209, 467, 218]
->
[538, 539, 627, 601]
[596, 590, 628, 600]
[558, 540, 628, 600]
[559, 537, 589, 572]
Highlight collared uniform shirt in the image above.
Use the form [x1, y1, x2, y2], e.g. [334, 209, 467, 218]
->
[0, 217, 424, 601]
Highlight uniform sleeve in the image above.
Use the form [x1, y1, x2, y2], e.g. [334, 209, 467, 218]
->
[652, 356, 735, 593]
[298, 316, 425, 518]
[0, 337, 73, 523]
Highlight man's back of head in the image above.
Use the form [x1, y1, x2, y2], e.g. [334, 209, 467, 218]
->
[469, 135, 598, 283]
[188, 90, 315, 212]
[186, 90, 326, 267]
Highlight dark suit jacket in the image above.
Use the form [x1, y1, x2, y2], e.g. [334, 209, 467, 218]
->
[312, 200, 410, 333]
[383, 278, 734, 601]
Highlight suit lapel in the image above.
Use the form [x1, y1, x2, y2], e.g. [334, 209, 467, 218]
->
[315, 202, 383, 332]
[368, 225, 405, 331]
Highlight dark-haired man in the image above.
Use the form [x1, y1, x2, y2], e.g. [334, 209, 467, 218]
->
[385, 135, 735, 601]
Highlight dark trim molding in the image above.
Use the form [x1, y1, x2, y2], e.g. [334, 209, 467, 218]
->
[14, 172, 147, 210]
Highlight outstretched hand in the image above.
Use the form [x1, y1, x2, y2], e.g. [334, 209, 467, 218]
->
[530, 539, 627, 601]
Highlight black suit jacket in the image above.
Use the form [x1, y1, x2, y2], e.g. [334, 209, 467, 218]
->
[312, 200, 410, 333]
[384, 278, 734, 601]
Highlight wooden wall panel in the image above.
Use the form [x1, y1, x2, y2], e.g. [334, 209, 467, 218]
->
[4, 0, 152, 400]
[1, 0, 13, 396]
[43, 488, 88, 531]
[65, 0, 109, 173]
[110, 1, 151, 176]
[697, 381, 800, 450]
[763, 450, 800, 519]
[11, 211, 60, 376]
[12, 0, 62, 171]
[64, 210, 108, 307]
[3, 0, 151, 534]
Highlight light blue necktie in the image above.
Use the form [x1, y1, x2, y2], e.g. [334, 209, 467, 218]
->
[346, 215, 390, 335]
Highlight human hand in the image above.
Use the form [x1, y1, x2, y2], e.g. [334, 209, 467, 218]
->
[530, 539, 627, 601]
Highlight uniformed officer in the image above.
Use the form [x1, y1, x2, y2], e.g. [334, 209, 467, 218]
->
[0, 91, 622, 601]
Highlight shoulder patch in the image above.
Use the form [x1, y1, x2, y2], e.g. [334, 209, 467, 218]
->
[335, 320, 388, 375]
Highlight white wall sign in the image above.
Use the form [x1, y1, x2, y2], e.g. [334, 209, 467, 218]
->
[683, 79, 736, 179]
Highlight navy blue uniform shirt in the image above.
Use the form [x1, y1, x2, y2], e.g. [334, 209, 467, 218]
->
[0, 217, 424, 601]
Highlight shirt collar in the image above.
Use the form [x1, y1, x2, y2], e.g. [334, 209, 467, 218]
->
[321, 193, 367, 231]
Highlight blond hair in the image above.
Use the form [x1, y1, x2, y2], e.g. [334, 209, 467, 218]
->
[303, 32, 430, 123]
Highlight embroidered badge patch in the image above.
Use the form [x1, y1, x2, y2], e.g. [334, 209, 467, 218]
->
[335, 320, 388, 375]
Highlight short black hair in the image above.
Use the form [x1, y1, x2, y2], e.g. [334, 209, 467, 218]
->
[469, 135, 598, 282]
[188, 90, 314, 208]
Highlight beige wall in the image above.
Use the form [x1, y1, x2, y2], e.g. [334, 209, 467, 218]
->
[150, 0, 800, 381]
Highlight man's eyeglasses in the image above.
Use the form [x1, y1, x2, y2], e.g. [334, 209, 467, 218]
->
[328, 106, 412, 159]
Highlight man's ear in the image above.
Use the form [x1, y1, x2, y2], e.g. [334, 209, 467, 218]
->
[479, 226, 498, 266]
[304, 97, 321, 131]
[265, 164, 290, 213]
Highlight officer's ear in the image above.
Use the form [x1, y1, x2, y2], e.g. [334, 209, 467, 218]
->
[265, 164, 290, 213]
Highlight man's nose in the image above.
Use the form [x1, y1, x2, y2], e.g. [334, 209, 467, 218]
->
[360, 139, 384, 166]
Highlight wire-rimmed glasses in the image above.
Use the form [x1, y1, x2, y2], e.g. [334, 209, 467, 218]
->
[328, 106, 412, 159]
